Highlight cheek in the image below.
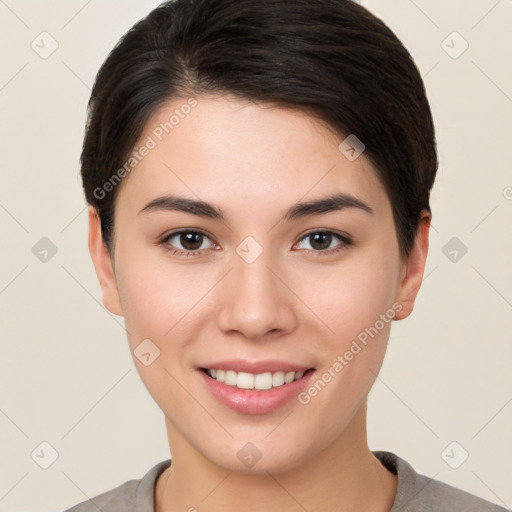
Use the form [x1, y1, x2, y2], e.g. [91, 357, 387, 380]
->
[115, 248, 212, 347]
[305, 248, 400, 344]
[298, 248, 400, 401]
[114, 254, 207, 414]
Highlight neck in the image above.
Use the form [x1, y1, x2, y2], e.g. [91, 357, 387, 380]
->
[156, 405, 397, 512]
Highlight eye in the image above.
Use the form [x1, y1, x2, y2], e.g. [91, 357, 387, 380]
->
[159, 229, 352, 257]
[160, 229, 218, 256]
[295, 230, 352, 255]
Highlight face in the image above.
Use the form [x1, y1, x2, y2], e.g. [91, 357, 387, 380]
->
[89, 94, 428, 474]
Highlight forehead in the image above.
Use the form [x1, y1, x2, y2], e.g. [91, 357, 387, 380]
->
[116, 94, 389, 220]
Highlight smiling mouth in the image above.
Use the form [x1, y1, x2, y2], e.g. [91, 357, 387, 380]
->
[201, 368, 315, 391]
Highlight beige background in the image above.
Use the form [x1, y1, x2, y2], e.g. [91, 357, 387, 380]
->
[1, 1, 511, 510]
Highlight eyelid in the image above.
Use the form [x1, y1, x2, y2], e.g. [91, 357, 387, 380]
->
[294, 229, 352, 252]
[159, 228, 218, 252]
[298, 228, 351, 242]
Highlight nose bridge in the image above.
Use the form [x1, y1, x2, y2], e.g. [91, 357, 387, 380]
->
[215, 239, 297, 340]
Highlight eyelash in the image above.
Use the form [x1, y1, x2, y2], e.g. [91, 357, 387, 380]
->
[159, 229, 352, 257]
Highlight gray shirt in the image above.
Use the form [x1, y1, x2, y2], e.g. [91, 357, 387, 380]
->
[64, 451, 509, 511]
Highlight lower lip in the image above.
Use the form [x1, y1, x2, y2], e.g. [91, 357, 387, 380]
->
[199, 369, 315, 415]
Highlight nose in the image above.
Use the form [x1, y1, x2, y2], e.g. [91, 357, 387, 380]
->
[215, 249, 298, 341]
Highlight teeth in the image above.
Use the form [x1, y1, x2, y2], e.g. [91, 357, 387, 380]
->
[254, 372, 273, 390]
[284, 371, 295, 384]
[225, 370, 237, 386]
[205, 368, 307, 390]
[272, 371, 285, 387]
[237, 372, 254, 389]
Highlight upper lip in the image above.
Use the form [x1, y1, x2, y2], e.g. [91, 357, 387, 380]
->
[199, 359, 314, 374]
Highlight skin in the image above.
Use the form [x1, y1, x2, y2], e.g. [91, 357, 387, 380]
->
[88, 94, 430, 511]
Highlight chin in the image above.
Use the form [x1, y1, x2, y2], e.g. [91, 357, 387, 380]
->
[214, 447, 308, 475]
[194, 430, 322, 476]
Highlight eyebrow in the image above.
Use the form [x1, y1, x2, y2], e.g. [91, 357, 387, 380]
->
[138, 192, 373, 221]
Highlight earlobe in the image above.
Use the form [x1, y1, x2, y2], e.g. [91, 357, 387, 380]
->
[87, 206, 124, 316]
[393, 210, 431, 321]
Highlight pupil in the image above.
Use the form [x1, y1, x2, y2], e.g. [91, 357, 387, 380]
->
[311, 233, 331, 250]
[181, 232, 202, 251]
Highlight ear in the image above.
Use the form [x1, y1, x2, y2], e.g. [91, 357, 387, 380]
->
[393, 210, 431, 321]
[87, 206, 123, 316]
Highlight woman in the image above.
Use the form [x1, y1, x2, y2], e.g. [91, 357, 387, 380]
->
[66, 0, 507, 510]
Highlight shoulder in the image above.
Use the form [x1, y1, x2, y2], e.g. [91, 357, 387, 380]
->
[63, 479, 139, 512]
[374, 451, 509, 512]
[62, 459, 171, 512]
